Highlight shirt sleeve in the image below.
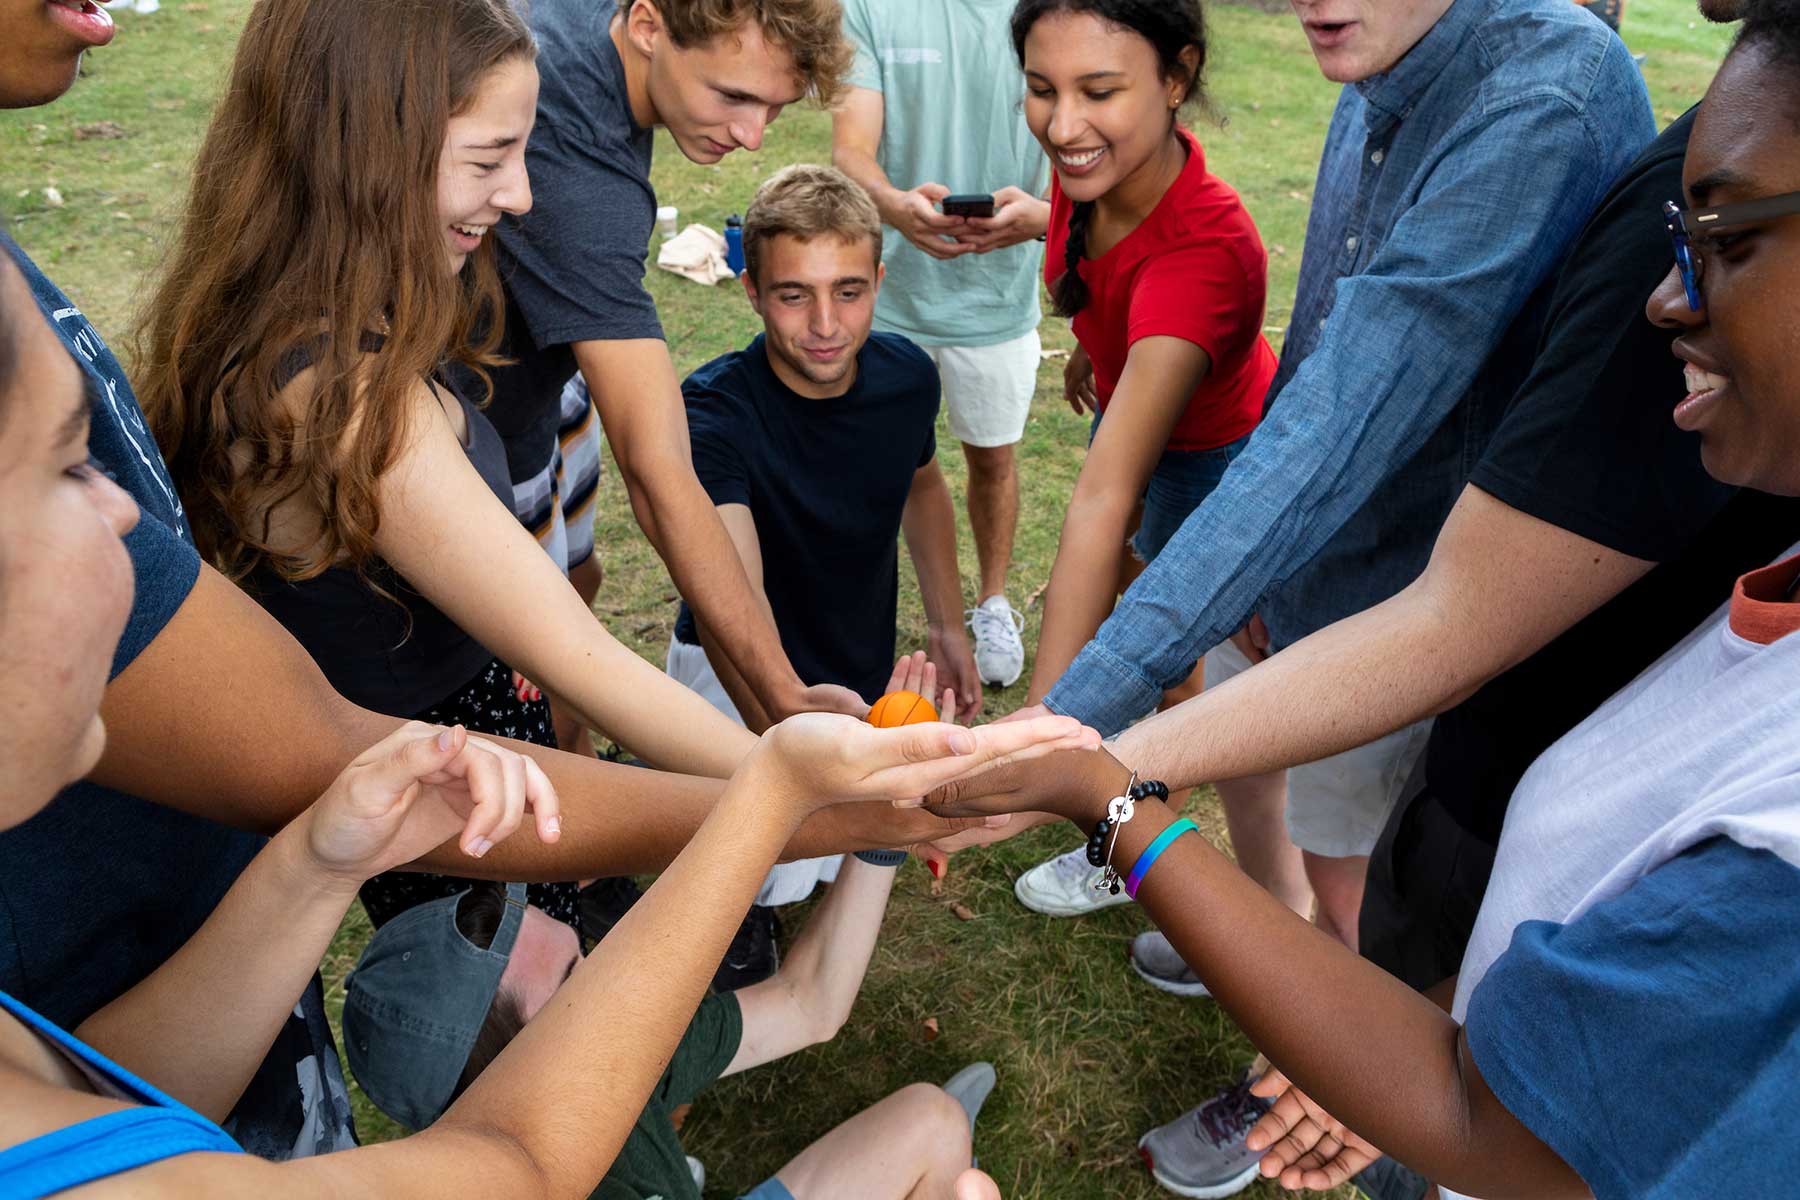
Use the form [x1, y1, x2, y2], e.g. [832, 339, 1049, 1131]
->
[840, 0, 883, 93]
[1126, 242, 1260, 367]
[661, 993, 744, 1109]
[111, 514, 202, 680]
[1465, 836, 1800, 1200]
[1470, 118, 1734, 561]
[684, 380, 753, 508]
[497, 120, 663, 352]
[1045, 94, 1650, 735]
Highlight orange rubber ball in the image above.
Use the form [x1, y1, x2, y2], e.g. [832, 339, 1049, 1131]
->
[866, 689, 939, 727]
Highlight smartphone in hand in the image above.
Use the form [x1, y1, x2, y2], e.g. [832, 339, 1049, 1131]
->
[941, 193, 997, 219]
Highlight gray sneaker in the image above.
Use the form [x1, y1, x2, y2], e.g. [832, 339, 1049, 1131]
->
[1137, 1079, 1269, 1199]
[1128, 929, 1211, 998]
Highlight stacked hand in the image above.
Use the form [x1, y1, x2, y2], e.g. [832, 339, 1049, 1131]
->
[1245, 1067, 1383, 1192]
[301, 722, 559, 890]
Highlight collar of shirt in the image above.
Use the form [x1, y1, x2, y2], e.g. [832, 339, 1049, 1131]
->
[1354, 0, 1484, 134]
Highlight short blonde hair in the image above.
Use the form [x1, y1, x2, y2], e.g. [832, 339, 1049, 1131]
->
[743, 163, 883, 284]
[628, 0, 853, 104]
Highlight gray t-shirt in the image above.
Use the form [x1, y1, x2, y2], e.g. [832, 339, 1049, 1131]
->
[486, 0, 659, 480]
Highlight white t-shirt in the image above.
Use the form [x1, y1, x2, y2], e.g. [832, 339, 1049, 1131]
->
[1440, 542, 1800, 1200]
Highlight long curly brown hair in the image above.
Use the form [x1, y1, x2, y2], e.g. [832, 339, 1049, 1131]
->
[137, 0, 533, 583]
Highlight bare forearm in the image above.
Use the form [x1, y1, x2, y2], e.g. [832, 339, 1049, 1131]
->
[553, 633, 756, 777]
[831, 142, 902, 220]
[75, 826, 355, 1120]
[1029, 503, 1130, 702]
[1112, 581, 1469, 787]
[777, 856, 896, 1033]
[696, 622, 777, 733]
[1111, 486, 1654, 790]
[627, 467, 803, 715]
[902, 474, 967, 639]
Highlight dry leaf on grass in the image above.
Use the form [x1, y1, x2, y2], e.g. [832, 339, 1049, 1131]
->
[921, 1017, 940, 1042]
[949, 902, 975, 922]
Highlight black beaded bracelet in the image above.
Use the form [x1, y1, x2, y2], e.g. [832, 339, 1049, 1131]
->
[1084, 779, 1168, 867]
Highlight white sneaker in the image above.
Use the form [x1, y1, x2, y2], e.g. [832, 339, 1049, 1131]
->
[1013, 844, 1133, 917]
[967, 595, 1025, 687]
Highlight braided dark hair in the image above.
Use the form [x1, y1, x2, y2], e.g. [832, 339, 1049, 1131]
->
[1012, 0, 1209, 317]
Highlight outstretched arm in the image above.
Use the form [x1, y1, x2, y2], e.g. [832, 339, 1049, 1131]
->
[574, 338, 866, 724]
[96, 713, 1096, 1198]
[1107, 484, 1652, 788]
[929, 763, 1586, 1200]
[373, 380, 756, 778]
[1029, 336, 1205, 701]
[74, 726, 554, 1122]
[89, 560, 999, 881]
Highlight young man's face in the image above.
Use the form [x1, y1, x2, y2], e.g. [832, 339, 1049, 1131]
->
[4, 0, 116, 109]
[496, 905, 582, 1022]
[1646, 41, 1800, 498]
[633, 4, 807, 163]
[745, 233, 883, 399]
[1286, 0, 1454, 83]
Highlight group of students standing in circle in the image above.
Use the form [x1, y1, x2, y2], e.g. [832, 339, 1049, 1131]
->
[3, 0, 1800, 1197]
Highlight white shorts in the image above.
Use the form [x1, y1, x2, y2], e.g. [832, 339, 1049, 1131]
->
[666, 636, 842, 906]
[920, 327, 1040, 449]
[1204, 639, 1432, 859]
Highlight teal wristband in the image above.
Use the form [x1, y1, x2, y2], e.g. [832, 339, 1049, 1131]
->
[1123, 818, 1197, 898]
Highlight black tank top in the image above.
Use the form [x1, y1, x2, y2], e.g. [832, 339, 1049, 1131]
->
[246, 344, 514, 717]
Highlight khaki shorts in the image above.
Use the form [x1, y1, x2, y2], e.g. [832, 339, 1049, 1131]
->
[920, 327, 1041, 449]
[1205, 638, 1432, 859]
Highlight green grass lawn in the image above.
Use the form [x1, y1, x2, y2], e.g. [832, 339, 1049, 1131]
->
[1, 3, 1732, 1197]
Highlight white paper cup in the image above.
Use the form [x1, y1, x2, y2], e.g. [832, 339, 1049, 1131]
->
[656, 206, 679, 238]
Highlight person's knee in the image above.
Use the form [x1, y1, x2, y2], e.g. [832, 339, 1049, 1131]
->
[893, 1083, 972, 1168]
[961, 442, 1016, 483]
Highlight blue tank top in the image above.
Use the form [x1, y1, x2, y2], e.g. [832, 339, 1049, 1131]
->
[0, 990, 241, 1197]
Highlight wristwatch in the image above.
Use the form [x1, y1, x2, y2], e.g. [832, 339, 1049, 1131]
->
[853, 848, 908, 867]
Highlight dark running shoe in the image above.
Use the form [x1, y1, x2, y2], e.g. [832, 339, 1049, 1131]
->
[711, 904, 780, 992]
[577, 876, 643, 943]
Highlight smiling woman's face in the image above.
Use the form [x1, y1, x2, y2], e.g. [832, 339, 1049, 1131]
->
[1648, 39, 1800, 497]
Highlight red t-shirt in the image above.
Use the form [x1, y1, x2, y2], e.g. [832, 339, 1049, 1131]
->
[1046, 128, 1277, 452]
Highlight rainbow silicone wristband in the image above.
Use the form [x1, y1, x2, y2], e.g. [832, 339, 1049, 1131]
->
[1123, 818, 1197, 899]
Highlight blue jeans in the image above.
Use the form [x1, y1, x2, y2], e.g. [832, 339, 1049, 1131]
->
[1133, 432, 1252, 562]
[1089, 413, 1252, 564]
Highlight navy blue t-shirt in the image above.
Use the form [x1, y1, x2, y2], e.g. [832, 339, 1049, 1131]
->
[1467, 836, 1800, 1199]
[0, 236, 356, 1160]
[673, 333, 939, 703]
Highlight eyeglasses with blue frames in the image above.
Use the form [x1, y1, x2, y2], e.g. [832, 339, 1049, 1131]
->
[1663, 190, 1800, 311]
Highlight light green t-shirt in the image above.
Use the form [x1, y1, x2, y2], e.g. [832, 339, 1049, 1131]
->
[841, 0, 1048, 348]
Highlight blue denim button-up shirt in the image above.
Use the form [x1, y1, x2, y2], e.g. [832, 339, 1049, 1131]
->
[1045, 0, 1654, 736]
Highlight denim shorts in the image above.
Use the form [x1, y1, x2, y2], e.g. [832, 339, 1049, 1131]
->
[1089, 413, 1252, 563]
